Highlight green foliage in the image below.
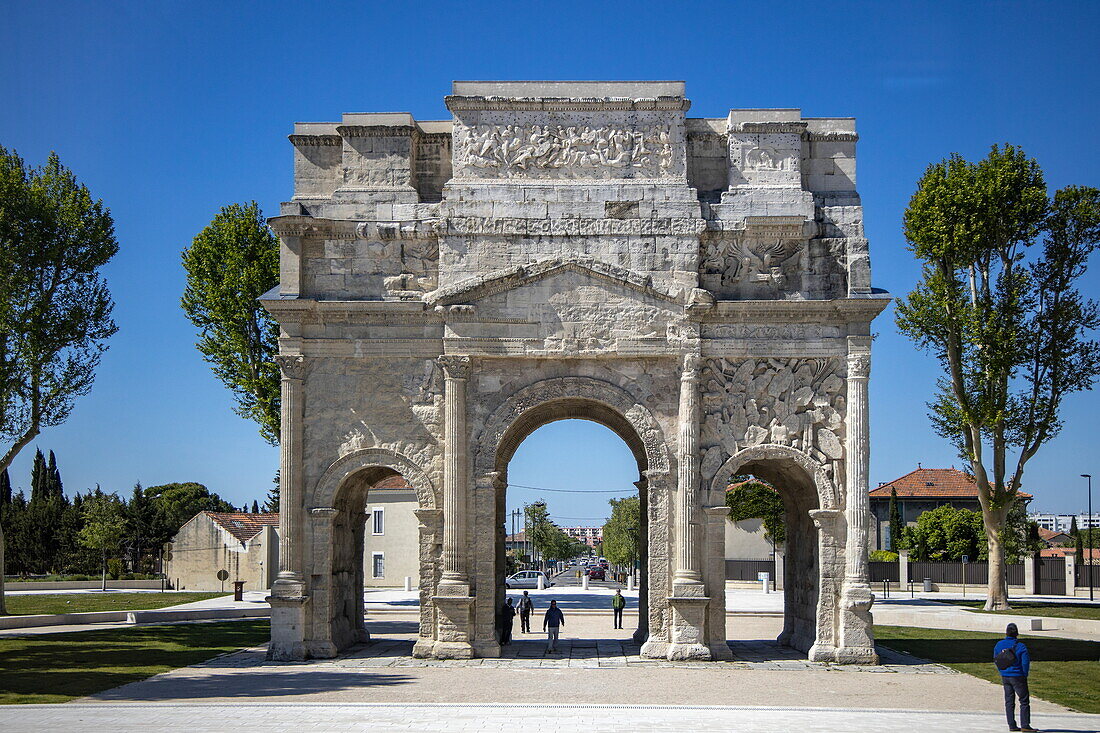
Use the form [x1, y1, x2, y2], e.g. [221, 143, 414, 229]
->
[888, 488, 903, 553]
[0, 148, 119, 474]
[523, 501, 585, 564]
[181, 202, 281, 445]
[725, 478, 786, 545]
[142, 482, 235, 536]
[896, 144, 1100, 606]
[263, 469, 280, 513]
[903, 505, 987, 562]
[869, 550, 899, 562]
[601, 496, 640, 567]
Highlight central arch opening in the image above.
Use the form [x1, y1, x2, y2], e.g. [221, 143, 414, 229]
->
[493, 406, 651, 657]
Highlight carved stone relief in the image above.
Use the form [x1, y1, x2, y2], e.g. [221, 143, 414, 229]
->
[700, 235, 806, 299]
[700, 357, 846, 482]
[454, 123, 674, 179]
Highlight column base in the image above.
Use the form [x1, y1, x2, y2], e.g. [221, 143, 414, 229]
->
[709, 642, 734, 661]
[431, 594, 475, 659]
[471, 639, 502, 658]
[266, 594, 309, 662]
[837, 582, 877, 665]
[412, 637, 435, 659]
[639, 638, 669, 659]
[808, 642, 837, 663]
[666, 591, 711, 661]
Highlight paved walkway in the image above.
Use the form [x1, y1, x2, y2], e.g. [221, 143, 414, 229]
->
[4, 703, 1098, 732]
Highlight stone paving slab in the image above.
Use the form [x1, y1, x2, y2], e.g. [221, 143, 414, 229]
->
[3, 703, 1098, 732]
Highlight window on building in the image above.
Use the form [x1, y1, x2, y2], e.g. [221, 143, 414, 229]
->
[372, 507, 384, 535]
[372, 552, 385, 578]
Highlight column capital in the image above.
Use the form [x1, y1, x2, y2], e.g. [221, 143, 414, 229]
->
[438, 354, 471, 380]
[847, 352, 871, 380]
[275, 354, 306, 380]
[681, 353, 702, 380]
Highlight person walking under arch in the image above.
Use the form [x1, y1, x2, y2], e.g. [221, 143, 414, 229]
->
[543, 599, 565, 653]
[994, 623, 1035, 732]
[517, 590, 534, 633]
[612, 588, 626, 629]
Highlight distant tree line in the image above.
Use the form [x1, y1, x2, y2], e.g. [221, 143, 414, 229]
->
[0, 449, 264, 578]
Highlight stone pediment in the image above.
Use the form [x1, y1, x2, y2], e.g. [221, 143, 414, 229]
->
[425, 257, 678, 307]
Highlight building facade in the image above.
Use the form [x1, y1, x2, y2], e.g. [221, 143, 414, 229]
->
[1031, 513, 1100, 533]
[165, 512, 279, 592]
[263, 81, 888, 664]
[564, 526, 602, 548]
[869, 468, 1031, 550]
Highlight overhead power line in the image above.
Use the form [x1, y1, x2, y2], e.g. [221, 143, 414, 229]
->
[508, 482, 636, 495]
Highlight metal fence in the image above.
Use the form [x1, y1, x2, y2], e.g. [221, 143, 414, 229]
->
[868, 561, 899, 582]
[725, 558, 775, 581]
[1076, 563, 1100, 588]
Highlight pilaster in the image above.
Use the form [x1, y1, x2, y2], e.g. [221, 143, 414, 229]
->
[837, 338, 878, 663]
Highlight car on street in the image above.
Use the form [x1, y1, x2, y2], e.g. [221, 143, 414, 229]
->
[587, 567, 606, 580]
[505, 570, 553, 589]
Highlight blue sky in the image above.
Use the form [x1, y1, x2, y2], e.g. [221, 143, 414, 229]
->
[2, 1, 1098, 524]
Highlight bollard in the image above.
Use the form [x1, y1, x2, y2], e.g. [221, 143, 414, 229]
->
[233, 580, 245, 602]
[627, 573, 634, 592]
[537, 573, 546, 590]
[404, 576, 412, 592]
[582, 573, 589, 591]
[759, 571, 770, 594]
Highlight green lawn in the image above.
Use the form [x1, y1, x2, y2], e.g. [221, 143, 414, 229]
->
[875, 624, 1100, 714]
[938, 599, 1100, 622]
[0, 619, 270, 704]
[4, 592, 227, 616]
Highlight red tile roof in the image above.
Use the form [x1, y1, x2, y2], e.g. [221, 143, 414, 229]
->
[1041, 546, 1099, 562]
[371, 475, 414, 491]
[869, 468, 1031, 500]
[205, 512, 280, 543]
[1038, 528, 1073, 545]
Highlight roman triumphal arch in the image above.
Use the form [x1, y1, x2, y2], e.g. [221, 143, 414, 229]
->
[262, 81, 889, 663]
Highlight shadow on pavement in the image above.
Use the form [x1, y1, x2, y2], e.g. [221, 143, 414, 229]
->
[90, 670, 416, 700]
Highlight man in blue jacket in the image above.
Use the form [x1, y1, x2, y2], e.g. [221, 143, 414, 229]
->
[994, 623, 1035, 732]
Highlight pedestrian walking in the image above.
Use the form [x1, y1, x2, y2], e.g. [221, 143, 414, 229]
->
[500, 597, 516, 645]
[543, 599, 565, 653]
[994, 622, 1036, 732]
[517, 590, 534, 633]
[612, 588, 626, 629]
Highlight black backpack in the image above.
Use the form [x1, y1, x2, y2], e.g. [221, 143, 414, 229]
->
[994, 641, 1019, 670]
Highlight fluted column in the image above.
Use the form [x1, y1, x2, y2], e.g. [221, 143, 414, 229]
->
[439, 355, 471, 587]
[837, 337, 878, 664]
[844, 348, 871, 586]
[675, 353, 703, 585]
[273, 354, 305, 595]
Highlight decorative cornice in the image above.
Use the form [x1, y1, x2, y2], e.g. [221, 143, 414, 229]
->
[445, 95, 691, 112]
[806, 131, 859, 143]
[288, 134, 342, 147]
[337, 125, 417, 138]
[444, 215, 704, 237]
[730, 121, 808, 134]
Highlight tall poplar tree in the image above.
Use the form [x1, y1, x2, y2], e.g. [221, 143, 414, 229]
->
[896, 145, 1100, 609]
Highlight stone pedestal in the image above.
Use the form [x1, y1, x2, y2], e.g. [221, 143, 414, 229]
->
[266, 594, 309, 661]
[431, 590, 475, 659]
[666, 584, 711, 661]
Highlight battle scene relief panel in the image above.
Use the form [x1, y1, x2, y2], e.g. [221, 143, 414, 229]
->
[699, 357, 846, 484]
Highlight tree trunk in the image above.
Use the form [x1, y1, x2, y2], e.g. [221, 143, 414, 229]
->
[101, 550, 107, 592]
[984, 506, 1011, 611]
[0, 523, 6, 614]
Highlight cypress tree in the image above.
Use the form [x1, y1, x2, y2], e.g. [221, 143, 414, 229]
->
[30, 449, 47, 503]
[47, 450, 63, 498]
[0, 468, 11, 507]
[251, 500, 259, 514]
[888, 488, 903, 553]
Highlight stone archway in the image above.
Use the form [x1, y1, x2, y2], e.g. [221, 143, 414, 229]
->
[465, 376, 673, 657]
[303, 449, 439, 658]
[709, 444, 839, 658]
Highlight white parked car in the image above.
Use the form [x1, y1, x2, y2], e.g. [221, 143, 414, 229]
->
[505, 570, 552, 589]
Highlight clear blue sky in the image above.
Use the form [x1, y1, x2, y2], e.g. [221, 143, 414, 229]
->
[2, 1, 1098, 523]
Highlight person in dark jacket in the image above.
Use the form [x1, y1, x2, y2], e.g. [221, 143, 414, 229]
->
[612, 588, 626, 629]
[994, 622, 1035, 732]
[499, 597, 516, 645]
[517, 590, 535, 633]
[543, 599, 565, 652]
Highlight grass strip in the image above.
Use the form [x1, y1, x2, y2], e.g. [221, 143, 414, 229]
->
[0, 619, 269, 704]
[875, 624, 1100, 714]
[935, 599, 1100, 622]
[4, 592, 227, 616]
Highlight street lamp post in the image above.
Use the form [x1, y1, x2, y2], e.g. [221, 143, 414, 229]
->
[1083, 474, 1093, 602]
